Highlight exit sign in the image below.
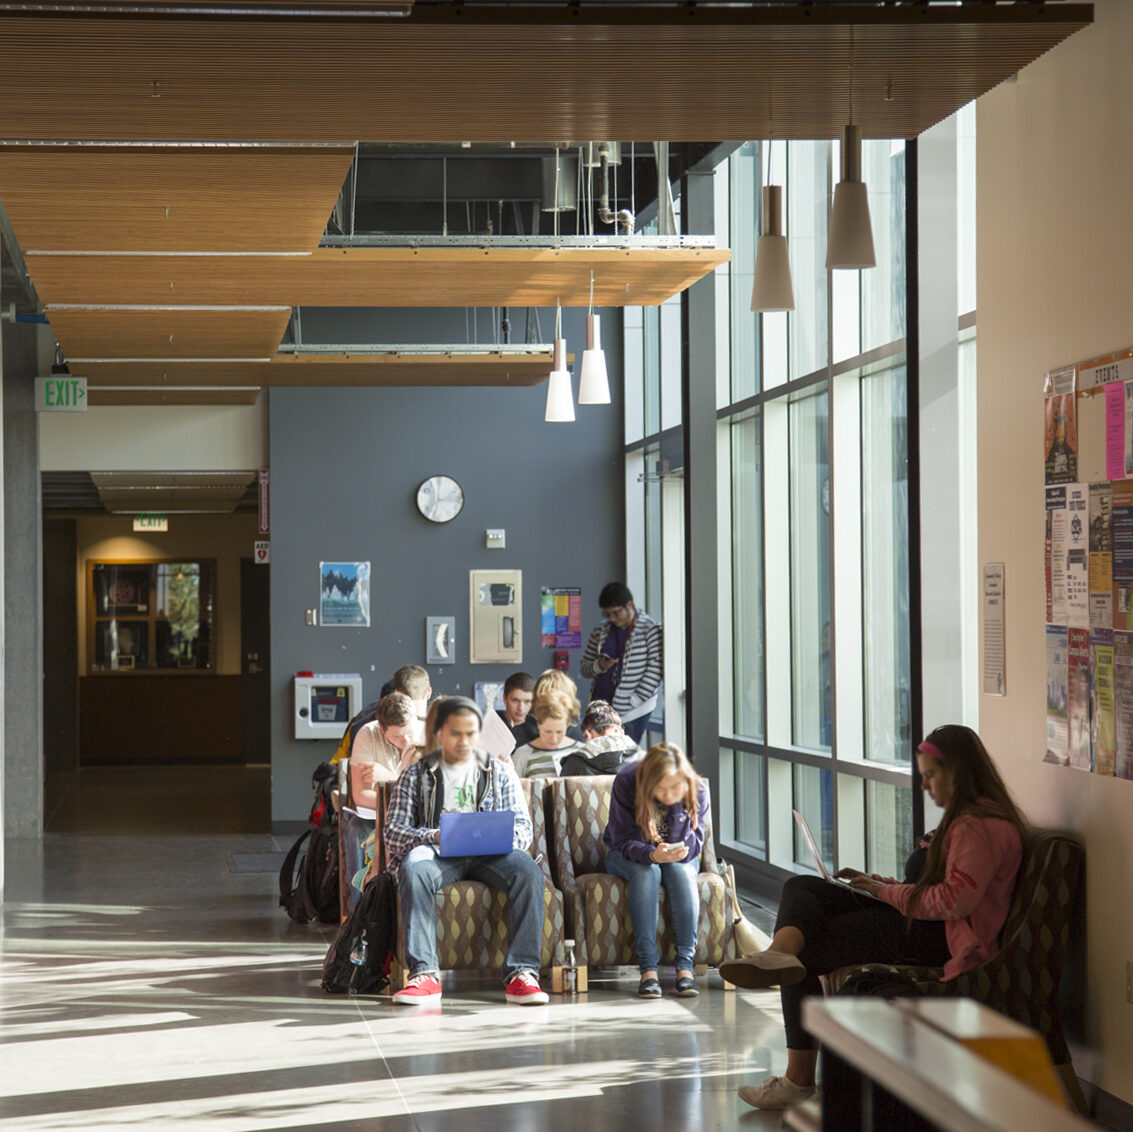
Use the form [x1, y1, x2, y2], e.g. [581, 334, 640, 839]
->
[133, 514, 168, 532]
[35, 375, 87, 412]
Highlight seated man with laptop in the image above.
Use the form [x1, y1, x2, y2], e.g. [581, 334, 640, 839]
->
[383, 696, 549, 1006]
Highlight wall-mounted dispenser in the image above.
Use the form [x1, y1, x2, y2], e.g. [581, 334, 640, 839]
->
[469, 569, 522, 664]
[426, 616, 456, 665]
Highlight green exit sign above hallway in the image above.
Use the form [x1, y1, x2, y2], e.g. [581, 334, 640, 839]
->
[35, 375, 86, 412]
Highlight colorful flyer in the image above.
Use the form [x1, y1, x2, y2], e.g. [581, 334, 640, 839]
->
[1043, 365, 1077, 484]
[1091, 629, 1115, 776]
[1044, 626, 1069, 766]
[1088, 482, 1114, 628]
[1114, 631, 1133, 780]
[1045, 509, 1054, 624]
[1105, 382, 1126, 480]
[1066, 627, 1092, 771]
[540, 586, 583, 649]
[1111, 480, 1133, 631]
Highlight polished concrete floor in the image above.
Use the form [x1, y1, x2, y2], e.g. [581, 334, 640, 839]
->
[1, 813, 793, 1130]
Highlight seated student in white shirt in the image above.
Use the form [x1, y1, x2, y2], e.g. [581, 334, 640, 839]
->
[393, 663, 432, 747]
[510, 692, 584, 779]
[350, 692, 422, 810]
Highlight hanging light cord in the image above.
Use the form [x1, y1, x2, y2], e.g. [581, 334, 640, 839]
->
[588, 270, 594, 318]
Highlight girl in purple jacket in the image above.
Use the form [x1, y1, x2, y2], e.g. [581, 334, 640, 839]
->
[722, 724, 1027, 1112]
[603, 743, 711, 999]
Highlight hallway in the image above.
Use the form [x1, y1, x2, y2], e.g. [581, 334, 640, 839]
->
[0, 831, 790, 1130]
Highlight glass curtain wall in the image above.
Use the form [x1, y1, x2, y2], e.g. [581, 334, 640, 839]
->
[624, 110, 975, 881]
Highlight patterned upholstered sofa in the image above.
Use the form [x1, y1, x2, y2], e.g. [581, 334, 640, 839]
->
[827, 828, 1085, 1109]
[547, 775, 734, 977]
[379, 777, 565, 987]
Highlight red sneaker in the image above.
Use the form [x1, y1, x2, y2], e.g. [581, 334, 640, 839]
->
[392, 973, 442, 1005]
[505, 971, 549, 1005]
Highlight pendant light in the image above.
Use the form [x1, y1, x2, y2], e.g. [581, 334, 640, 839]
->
[544, 302, 575, 422]
[826, 29, 876, 270]
[578, 272, 611, 404]
[751, 139, 794, 312]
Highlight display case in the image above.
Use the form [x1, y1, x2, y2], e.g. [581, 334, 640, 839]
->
[87, 560, 215, 673]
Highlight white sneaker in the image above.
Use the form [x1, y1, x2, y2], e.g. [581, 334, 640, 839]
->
[737, 1075, 816, 1110]
[719, 950, 806, 990]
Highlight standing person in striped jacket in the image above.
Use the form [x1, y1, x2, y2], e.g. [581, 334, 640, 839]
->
[580, 583, 663, 744]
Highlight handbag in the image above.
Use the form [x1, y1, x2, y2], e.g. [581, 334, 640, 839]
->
[725, 863, 772, 956]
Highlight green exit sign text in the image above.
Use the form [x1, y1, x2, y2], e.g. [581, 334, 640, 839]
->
[133, 514, 168, 532]
[35, 375, 87, 412]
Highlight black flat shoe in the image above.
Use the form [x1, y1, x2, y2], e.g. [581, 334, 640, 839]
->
[674, 975, 700, 997]
[637, 977, 662, 998]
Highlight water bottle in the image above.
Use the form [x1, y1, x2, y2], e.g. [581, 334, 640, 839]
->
[562, 939, 577, 995]
[350, 938, 367, 967]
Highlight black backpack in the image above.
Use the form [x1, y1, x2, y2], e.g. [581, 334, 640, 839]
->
[278, 825, 340, 924]
[321, 871, 398, 995]
[278, 763, 341, 924]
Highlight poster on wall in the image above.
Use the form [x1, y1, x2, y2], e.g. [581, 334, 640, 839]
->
[1043, 366, 1078, 484]
[982, 563, 1006, 696]
[1066, 627, 1092, 771]
[540, 586, 583, 649]
[1044, 626, 1069, 766]
[1088, 482, 1114, 628]
[1062, 483, 1089, 628]
[1111, 481, 1133, 631]
[1090, 629, 1116, 776]
[1114, 631, 1133, 779]
[1046, 486, 1068, 625]
[319, 561, 371, 627]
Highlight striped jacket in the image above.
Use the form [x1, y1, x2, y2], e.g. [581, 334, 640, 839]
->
[579, 610, 663, 719]
[382, 749, 532, 878]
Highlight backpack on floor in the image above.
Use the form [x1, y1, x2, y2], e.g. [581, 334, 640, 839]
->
[837, 965, 924, 1000]
[308, 761, 339, 831]
[278, 824, 340, 924]
[321, 871, 398, 995]
[279, 763, 342, 923]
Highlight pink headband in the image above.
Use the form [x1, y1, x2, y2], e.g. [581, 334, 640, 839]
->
[917, 740, 944, 761]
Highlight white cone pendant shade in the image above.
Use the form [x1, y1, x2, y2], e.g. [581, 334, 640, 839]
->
[826, 124, 876, 270]
[578, 313, 611, 404]
[544, 337, 575, 422]
[751, 184, 795, 312]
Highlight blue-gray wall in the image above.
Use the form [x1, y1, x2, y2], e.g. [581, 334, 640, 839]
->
[268, 306, 625, 821]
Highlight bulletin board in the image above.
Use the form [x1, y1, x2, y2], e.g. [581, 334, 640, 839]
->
[1043, 347, 1133, 777]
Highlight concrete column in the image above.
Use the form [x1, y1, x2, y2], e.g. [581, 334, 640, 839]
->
[3, 322, 44, 840]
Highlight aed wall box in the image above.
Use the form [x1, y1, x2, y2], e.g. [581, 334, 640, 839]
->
[294, 673, 363, 739]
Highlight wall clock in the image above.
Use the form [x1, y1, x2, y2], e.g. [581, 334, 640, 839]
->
[416, 474, 464, 523]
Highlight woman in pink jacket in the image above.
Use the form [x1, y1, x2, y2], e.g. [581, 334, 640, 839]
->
[722, 724, 1026, 1111]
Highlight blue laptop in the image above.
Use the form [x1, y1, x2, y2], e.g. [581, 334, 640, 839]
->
[438, 811, 515, 857]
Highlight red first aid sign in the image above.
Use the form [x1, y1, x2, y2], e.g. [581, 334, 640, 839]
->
[254, 540, 270, 564]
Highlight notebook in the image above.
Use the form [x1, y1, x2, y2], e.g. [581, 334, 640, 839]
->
[438, 810, 515, 857]
[792, 809, 882, 901]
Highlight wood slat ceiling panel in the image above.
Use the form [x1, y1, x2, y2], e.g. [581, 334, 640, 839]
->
[49, 308, 292, 360]
[27, 247, 727, 308]
[0, 7, 1091, 143]
[73, 352, 555, 387]
[88, 387, 262, 406]
[0, 148, 354, 252]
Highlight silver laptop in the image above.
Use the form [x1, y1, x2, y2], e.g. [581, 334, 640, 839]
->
[792, 809, 882, 901]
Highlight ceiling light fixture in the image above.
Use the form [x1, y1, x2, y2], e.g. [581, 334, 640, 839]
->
[578, 272, 610, 405]
[751, 140, 794, 312]
[544, 302, 575, 422]
[826, 29, 876, 271]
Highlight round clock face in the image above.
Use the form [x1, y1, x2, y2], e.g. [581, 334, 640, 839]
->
[416, 475, 464, 523]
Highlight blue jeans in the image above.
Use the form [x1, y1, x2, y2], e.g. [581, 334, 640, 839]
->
[398, 845, 545, 980]
[622, 715, 650, 743]
[604, 847, 700, 973]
